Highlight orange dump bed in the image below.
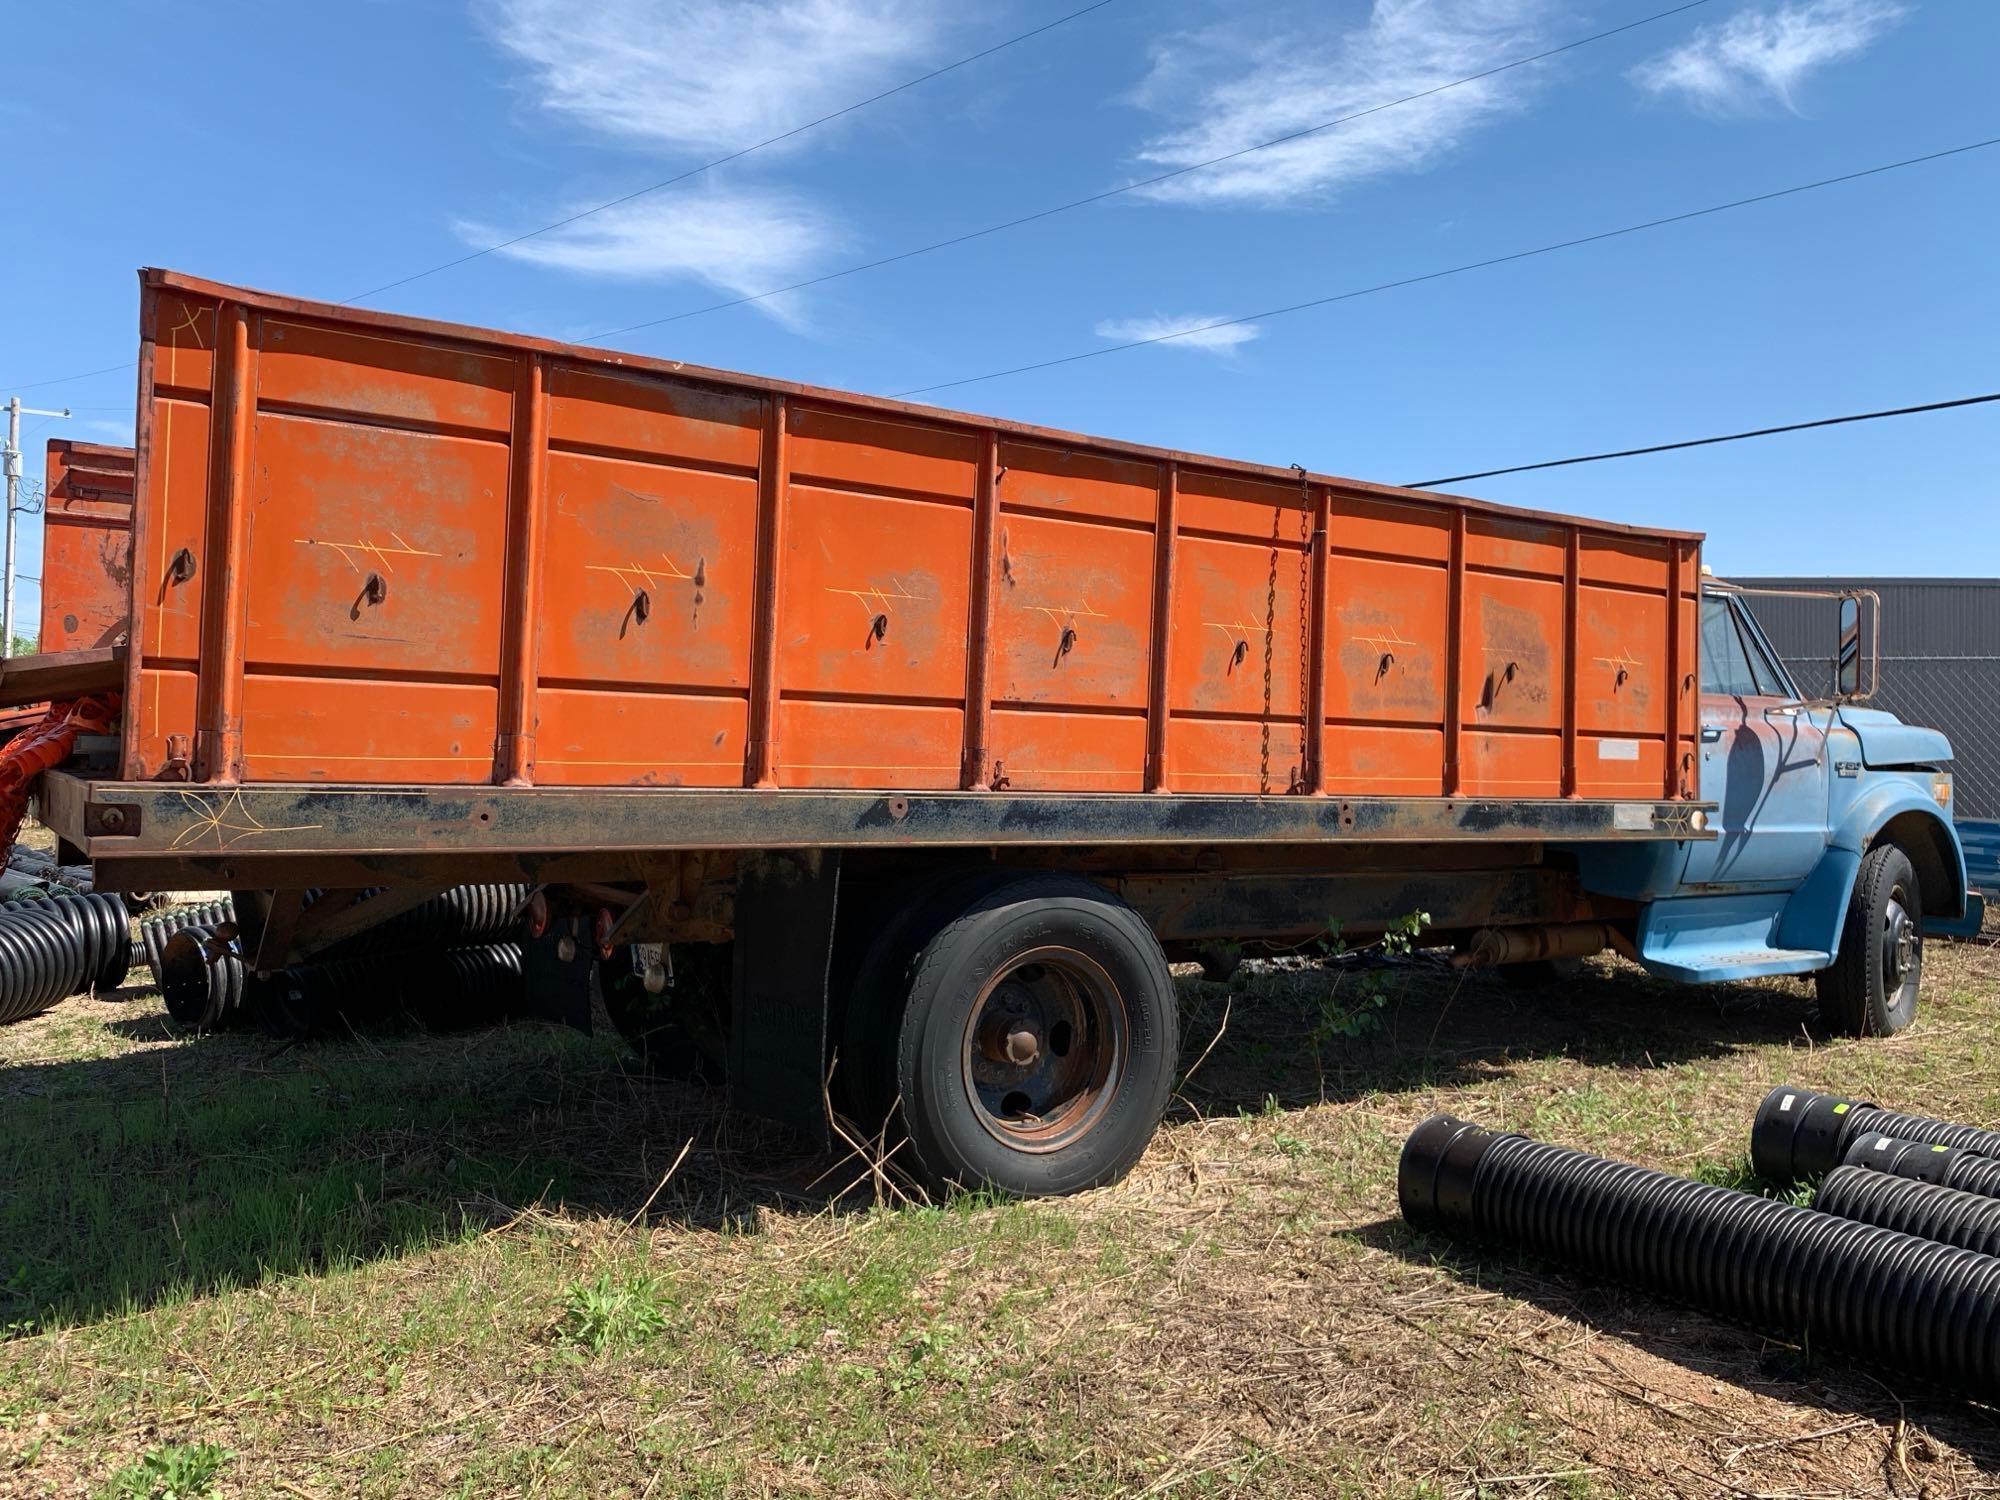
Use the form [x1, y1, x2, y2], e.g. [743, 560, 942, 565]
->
[41, 440, 135, 654]
[125, 269, 1701, 802]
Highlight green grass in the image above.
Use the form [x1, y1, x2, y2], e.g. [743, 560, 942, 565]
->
[0, 1012, 633, 1332]
[103, 1441, 229, 1499]
[558, 1270, 672, 1354]
[2, 931, 1998, 1495]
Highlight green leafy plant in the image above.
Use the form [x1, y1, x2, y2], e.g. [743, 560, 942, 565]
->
[1271, 1130, 1311, 1159]
[886, 1323, 965, 1395]
[558, 1270, 671, 1355]
[105, 1442, 230, 1500]
[1308, 911, 1432, 1044]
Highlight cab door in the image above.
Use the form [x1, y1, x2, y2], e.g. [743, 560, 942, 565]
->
[1681, 593, 1833, 890]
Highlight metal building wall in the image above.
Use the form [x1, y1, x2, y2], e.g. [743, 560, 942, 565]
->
[1731, 577, 2000, 821]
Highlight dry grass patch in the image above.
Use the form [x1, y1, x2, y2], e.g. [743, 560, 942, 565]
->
[0, 924, 1996, 1495]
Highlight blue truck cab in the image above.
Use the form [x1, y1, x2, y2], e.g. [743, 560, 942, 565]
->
[1602, 581, 1980, 1034]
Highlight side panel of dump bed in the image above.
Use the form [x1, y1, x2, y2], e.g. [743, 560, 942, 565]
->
[126, 270, 1700, 802]
[40, 440, 135, 653]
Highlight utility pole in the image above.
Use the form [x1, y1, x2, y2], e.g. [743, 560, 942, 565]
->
[2, 395, 71, 658]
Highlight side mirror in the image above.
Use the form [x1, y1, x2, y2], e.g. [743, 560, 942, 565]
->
[1836, 596, 1861, 698]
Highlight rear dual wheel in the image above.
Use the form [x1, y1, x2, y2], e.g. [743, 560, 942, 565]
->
[846, 873, 1177, 1197]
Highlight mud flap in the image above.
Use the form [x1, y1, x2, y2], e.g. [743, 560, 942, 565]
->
[729, 849, 841, 1147]
[522, 916, 596, 1031]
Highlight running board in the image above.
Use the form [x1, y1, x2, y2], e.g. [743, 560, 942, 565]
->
[1637, 894, 1831, 983]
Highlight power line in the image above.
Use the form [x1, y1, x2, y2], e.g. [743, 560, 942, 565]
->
[342, 0, 1127, 306]
[0, 1, 1128, 390]
[0, 0, 1709, 394]
[1409, 392, 2000, 487]
[891, 135, 2000, 398]
[590, 0, 1717, 342]
[3, 362, 132, 395]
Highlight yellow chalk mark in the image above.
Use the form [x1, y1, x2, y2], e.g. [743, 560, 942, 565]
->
[1354, 625, 1420, 654]
[167, 305, 208, 350]
[1205, 617, 1276, 639]
[295, 533, 441, 576]
[826, 577, 931, 618]
[1026, 598, 1108, 626]
[588, 552, 696, 597]
[168, 789, 322, 852]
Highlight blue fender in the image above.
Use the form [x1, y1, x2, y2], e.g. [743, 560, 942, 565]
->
[1777, 777, 1967, 954]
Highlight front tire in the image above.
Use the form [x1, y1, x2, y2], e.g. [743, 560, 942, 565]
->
[1817, 843, 1923, 1037]
[888, 874, 1177, 1197]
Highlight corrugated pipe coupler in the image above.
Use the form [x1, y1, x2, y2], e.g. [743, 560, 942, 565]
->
[1751, 1084, 2000, 1181]
[1839, 1131, 2000, 1199]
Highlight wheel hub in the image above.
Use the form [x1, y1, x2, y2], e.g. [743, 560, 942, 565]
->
[961, 949, 1126, 1154]
[1884, 899, 1918, 984]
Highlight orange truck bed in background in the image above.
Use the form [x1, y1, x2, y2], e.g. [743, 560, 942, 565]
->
[41, 440, 135, 654]
[125, 269, 1701, 800]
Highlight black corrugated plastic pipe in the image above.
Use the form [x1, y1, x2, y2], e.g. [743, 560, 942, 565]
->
[139, 899, 236, 988]
[0, 905, 91, 1026]
[1839, 1131, 2000, 1200]
[2, 892, 132, 990]
[0, 892, 138, 1024]
[1751, 1084, 2000, 1181]
[260, 943, 526, 1041]
[158, 926, 252, 1030]
[314, 884, 530, 961]
[1401, 1114, 2000, 1397]
[1814, 1166, 2000, 1258]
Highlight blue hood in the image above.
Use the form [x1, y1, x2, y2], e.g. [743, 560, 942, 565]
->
[1835, 706, 1953, 768]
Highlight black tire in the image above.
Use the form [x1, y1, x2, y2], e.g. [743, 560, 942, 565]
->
[835, 867, 1024, 1133]
[1817, 842, 1923, 1038]
[889, 873, 1177, 1197]
[600, 941, 732, 1083]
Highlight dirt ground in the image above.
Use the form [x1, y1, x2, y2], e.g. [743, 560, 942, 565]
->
[1, 902, 1998, 1498]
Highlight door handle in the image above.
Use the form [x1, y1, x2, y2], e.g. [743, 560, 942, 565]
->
[1700, 726, 1723, 743]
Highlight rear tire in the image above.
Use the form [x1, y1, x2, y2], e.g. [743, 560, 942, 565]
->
[887, 874, 1177, 1197]
[1817, 842, 1923, 1037]
[836, 867, 1022, 1132]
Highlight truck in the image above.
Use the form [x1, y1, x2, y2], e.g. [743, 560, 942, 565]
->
[23, 268, 1981, 1199]
[0, 440, 134, 744]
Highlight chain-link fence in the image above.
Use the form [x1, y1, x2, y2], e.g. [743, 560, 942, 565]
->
[1781, 652, 2000, 822]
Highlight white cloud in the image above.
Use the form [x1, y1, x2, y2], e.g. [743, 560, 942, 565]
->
[478, 0, 945, 155]
[1094, 315, 1261, 354]
[459, 183, 837, 328]
[1128, 0, 1558, 208]
[1631, 0, 1907, 115]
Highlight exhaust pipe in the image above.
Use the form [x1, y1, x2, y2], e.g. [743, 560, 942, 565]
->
[1453, 921, 1632, 969]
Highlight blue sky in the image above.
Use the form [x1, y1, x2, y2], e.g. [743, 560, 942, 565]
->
[3, 0, 1995, 632]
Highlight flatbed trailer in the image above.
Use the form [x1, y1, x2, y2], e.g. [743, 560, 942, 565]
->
[33, 267, 1745, 1197]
